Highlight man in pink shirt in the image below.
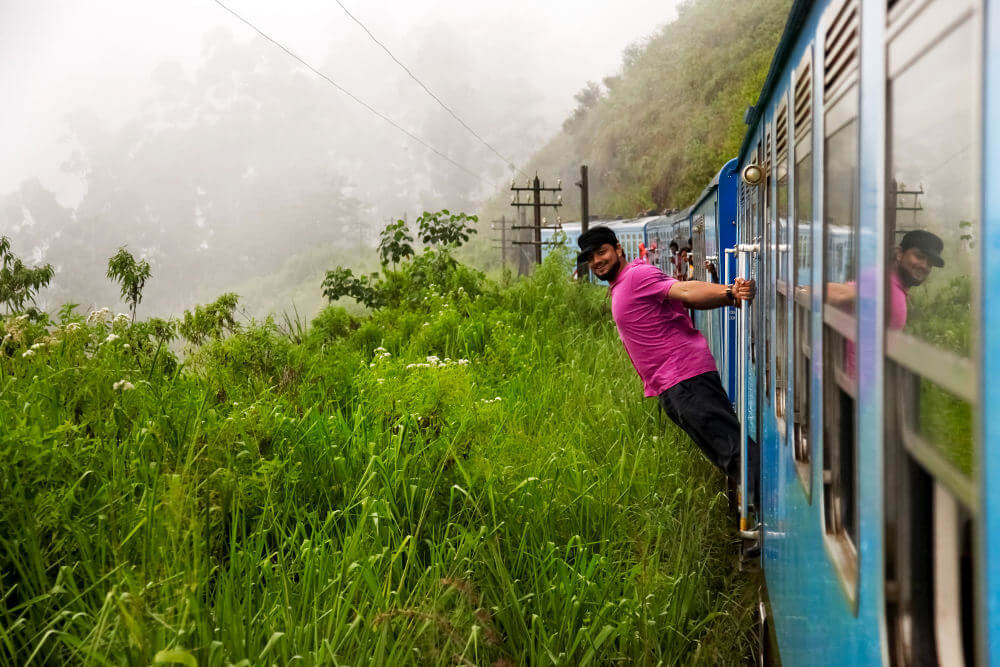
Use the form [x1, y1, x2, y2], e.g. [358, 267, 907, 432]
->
[577, 226, 755, 478]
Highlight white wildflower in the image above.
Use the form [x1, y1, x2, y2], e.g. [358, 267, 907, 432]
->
[376, 378, 385, 384]
[30, 342, 44, 350]
[113, 379, 135, 391]
[21, 350, 35, 358]
[87, 307, 111, 324]
[422, 322, 429, 327]
[457, 359, 470, 365]
[104, 333, 120, 344]
[123, 343, 131, 350]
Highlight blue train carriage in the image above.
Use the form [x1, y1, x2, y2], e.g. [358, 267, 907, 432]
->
[686, 160, 740, 401]
[540, 217, 659, 277]
[731, 0, 998, 663]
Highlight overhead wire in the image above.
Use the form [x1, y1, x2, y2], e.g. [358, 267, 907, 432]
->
[211, 0, 492, 186]
[332, 0, 526, 179]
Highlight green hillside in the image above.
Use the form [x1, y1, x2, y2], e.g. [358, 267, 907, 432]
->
[476, 0, 791, 247]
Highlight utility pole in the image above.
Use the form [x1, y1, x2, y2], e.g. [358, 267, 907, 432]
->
[575, 165, 590, 280]
[491, 215, 508, 268]
[577, 165, 590, 236]
[510, 174, 562, 266]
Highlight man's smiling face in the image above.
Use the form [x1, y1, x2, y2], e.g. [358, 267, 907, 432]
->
[588, 242, 625, 281]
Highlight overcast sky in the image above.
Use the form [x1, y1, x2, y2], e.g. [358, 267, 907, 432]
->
[1, 0, 680, 205]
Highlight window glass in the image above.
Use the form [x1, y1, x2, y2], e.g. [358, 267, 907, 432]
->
[777, 157, 789, 284]
[822, 83, 859, 547]
[795, 145, 813, 288]
[888, 18, 977, 478]
[794, 136, 813, 474]
[824, 90, 859, 306]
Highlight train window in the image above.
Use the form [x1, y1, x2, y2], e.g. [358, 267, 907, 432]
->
[820, 0, 859, 594]
[884, 1, 980, 663]
[763, 125, 773, 403]
[792, 49, 813, 495]
[775, 101, 790, 437]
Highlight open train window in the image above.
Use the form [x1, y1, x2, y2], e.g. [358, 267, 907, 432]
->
[792, 48, 814, 496]
[820, 0, 859, 600]
[775, 100, 790, 438]
[883, 0, 981, 663]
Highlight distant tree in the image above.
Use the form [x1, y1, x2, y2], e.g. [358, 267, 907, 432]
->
[378, 219, 415, 267]
[416, 209, 478, 248]
[0, 236, 54, 315]
[106, 247, 151, 323]
[562, 81, 604, 133]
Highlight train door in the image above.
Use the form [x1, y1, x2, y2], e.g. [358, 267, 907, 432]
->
[882, 0, 982, 663]
[692, 213, 709, 336]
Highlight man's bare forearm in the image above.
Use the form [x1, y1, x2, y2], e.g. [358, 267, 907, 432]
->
[667, 280, 733, 309]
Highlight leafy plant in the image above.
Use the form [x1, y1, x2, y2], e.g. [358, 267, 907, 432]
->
[321, 267, 382, 309]
[0, 236, 54, 315]
[416, 209, 478, 248]
[378, 218, 415, 267]
[106, 246, 151, 322]
[178, 292, 241, 345]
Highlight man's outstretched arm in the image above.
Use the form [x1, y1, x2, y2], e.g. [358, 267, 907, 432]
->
[667, 277, 755, 310]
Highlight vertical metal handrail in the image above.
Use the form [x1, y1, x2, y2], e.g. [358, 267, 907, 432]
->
[735, 242, 759, 528]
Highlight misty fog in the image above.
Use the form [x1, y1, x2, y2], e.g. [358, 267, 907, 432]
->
[1, 0, 678, 318]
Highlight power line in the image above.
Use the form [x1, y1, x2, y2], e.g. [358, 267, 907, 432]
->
[333, 0, 526, 178]
[211, 0, 489, 185]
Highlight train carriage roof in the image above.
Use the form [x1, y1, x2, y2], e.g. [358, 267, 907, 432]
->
[739, 0, 814, 161]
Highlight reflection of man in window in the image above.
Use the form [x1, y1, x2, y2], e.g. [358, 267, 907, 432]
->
[825, 230, 944, 375]
[826, 229, 944, 326]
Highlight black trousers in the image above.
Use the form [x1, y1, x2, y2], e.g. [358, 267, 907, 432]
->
[658, 371, 742, 478]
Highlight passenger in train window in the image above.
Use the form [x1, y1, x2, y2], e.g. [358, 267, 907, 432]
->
[576, 226, 756, 482]
[703, 259, 719, 283]
[669, 241, 680, 277]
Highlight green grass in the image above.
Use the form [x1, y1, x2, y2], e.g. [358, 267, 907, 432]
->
[0, 252, 753, 665]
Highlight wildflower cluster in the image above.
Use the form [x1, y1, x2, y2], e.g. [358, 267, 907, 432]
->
[404, 355, 469, 370]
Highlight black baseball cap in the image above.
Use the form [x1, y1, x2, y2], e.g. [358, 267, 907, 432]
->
[900, 229, 945, 267]
[577, 226, 619, 263]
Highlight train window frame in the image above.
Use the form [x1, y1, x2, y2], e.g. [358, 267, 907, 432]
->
[885, 0, 980, 502]
[819, 0, 860, 607]
[882, 1, 982, 663]
[791, 46, 814, 499]
[763, 123, 774, 409]
[775, 98, 790, 440]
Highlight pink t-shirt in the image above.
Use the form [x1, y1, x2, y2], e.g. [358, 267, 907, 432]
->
[609, 259, 719, 397]
[844, 270, 908, 377]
